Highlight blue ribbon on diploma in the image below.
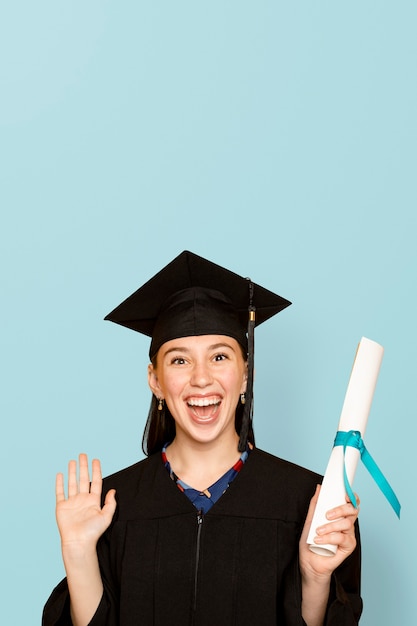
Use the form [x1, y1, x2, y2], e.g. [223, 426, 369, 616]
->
[333, 430, 401, 518]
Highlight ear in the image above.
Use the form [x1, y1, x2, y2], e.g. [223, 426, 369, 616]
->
[240, 362, 248, 395]
[148, 363, 163, 398]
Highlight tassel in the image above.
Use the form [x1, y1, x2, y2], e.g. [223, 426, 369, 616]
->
[238, 280, 255, 452]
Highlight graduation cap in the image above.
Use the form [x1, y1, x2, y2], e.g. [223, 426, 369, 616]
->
[105, 250, 291, 451]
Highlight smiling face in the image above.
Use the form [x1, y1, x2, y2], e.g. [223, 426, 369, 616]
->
[148, 335, 248, 448]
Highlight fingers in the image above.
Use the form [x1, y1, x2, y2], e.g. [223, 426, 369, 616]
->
[308, 484, 320, 513]
[316, 515, 355, 538]
[78, 453, 91, 493]
[326, 498, 359, 523]
[102, 488, 118, 523]
[300, 485, 320, 541]
[90, 458, 103, 496]
[55, 472, 65, 504]
[67, 459, 78, 497]
[313, 495, 359, 554]
[311, 488, 359, 539]
[347, 492, 360, 509]
[314, 524, 357, 555]
[55, 454, 102, 500]
[306, 485, 320, 519]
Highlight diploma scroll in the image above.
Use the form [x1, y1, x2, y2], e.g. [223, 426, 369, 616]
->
[307, 337, 384, 556]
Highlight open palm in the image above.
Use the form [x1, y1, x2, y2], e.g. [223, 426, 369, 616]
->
[56, 453, 117, 548]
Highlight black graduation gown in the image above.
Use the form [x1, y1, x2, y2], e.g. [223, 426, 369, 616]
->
[42, 448, 362, 625]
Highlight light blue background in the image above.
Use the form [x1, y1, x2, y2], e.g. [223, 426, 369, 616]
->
[1, 2, 415, 624]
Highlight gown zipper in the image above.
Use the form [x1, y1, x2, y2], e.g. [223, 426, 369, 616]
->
[193, 510, 204, 617]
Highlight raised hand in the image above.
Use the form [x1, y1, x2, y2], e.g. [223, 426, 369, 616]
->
[56, 453, 117, 550]
[54, 454, 117, 626]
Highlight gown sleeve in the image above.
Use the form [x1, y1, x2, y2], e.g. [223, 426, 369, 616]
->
[42, 577, 73, 626]
[324, 520, 363, 625]
[281, 520, 362, 626]
[42, 532, 117, 626]
[42, 580, 111, 626]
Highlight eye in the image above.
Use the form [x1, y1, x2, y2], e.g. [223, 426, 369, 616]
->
[213, 353, 228, 362]
[171, 356, 187, 365]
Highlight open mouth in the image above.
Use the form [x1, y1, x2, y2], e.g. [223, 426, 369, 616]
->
[186, 396, 221, 419]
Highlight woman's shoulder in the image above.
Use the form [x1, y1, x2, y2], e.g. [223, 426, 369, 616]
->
[250, 447, 321, 485]
[101, 453, 162, 495]
[210, 447, 321, 523]
[100, 452, 193, 519]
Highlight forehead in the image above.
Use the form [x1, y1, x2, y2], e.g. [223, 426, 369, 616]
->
[159, 334, 242, 353]
[155, 334, 249, 364]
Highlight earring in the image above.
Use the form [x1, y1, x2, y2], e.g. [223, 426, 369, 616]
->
[240, 393, 246, 405]
[158, 398, 164, 411]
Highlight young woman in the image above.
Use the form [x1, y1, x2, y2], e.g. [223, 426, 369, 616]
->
[43, 251, 362, 626]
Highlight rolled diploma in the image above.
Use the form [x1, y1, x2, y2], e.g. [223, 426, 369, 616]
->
[307, 337, 384, 556]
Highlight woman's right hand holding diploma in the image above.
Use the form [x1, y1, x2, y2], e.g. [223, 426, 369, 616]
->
[299, 485, 360, 626]
[55, 454, 117, 626]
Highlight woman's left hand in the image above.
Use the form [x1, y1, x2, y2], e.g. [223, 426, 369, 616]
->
[299, 485, 359, 581]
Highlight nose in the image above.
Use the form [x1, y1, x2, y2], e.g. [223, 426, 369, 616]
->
[190, 360, 213, 387]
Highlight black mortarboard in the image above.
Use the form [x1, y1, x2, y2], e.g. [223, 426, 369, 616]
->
[104, 250, 291, 451]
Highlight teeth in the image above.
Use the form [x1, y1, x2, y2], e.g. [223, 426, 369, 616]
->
[187, 398, 220, 407]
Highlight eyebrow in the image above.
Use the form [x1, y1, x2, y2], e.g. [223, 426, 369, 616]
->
[162, 341, 237, 358]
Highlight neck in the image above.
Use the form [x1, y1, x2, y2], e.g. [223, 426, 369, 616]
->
[165, 433, 241, 491]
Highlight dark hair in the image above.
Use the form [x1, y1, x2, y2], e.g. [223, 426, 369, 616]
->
[142, 345, 254, 456]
